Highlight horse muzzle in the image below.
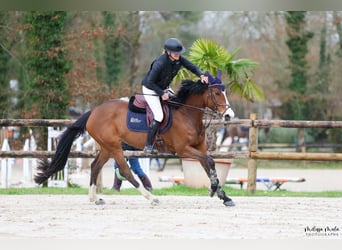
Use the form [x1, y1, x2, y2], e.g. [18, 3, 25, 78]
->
[223, 108, 235, 120]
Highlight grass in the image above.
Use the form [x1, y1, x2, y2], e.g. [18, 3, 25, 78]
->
[1, 155, 341, 198]
[0, 184, 341, 198]
[232, 158, 342, 169]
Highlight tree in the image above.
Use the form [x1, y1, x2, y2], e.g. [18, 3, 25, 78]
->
[125, 11, 141, 91]
[24, 11, 71, 119]
[102, 11, 123, 87]
[175, 38, 264, 151]
[22, 11, 71, 149]
[63, 11, 112, 109]
[283, 11, 314, 120]
[0, 12, 11, 118]
[175, 38, 264, 102]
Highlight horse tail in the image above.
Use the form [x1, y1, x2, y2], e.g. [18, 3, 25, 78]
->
[34, 111, 92, 185]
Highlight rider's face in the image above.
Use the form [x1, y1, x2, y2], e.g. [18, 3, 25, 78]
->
[169, 52, 180, 61]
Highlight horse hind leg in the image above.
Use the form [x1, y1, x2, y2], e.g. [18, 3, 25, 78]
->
[88, 150, 110, 204]
[137, 185, 159, 205]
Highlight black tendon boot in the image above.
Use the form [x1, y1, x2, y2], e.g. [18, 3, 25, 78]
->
[139, 175, 153, 191]
[112, 171, 122, 191]
[144, 119, 160, 154]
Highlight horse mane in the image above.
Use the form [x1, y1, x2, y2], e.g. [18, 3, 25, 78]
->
[172, 79, 208, 107]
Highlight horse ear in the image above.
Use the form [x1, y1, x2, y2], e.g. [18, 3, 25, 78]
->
[217, 70, 222, 80]
[213, 70, 222, 85]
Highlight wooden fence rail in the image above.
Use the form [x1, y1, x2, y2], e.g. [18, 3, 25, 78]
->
[253, 119, 342, 128]
[2, 116, 342, 193]
[4, 118, 342, 128]
[251, 152, 342, 161]
[0, 119, 74, 127]
[0, 150, 249, 159]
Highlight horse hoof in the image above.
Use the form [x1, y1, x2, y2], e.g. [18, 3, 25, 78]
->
[224, 200, 235, 207]
[208, 189, 215, 197]
[151, 198, 159, 206]
[95, 198, 105, 205]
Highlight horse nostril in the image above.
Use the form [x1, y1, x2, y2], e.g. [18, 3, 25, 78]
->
[224, 114, 230, 121]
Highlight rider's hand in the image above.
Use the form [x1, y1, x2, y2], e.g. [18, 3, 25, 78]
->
[161, 92, 169, 101]
[200, 74, 209, 84]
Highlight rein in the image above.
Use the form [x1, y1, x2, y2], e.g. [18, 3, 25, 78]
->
[135, 84, 229, 129]
[166, 99, 217, 130]
[135, 92, 214, 115]
[165, 100, 211, 114]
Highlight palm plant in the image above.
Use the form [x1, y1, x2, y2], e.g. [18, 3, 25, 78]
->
[175, 38, 264, 102]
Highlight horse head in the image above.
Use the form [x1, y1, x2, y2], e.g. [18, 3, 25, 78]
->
[206, 71, 235, 119]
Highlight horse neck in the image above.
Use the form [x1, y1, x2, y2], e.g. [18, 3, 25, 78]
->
[187, 91, 207, 106]
[183, 95, 206, 121]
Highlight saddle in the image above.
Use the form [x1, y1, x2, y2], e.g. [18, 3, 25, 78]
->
[126, 94, 172, 133]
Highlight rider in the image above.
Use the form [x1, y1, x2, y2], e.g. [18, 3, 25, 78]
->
[142, 37, 209, 154]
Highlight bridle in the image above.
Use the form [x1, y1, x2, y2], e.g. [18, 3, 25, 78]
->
[207, 84, 231, 115]
[165, 84, 230, 113]
[165, 84, 230, 131]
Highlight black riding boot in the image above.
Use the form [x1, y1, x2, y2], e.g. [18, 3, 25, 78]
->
[139, 175, 153, 191]
[144, 119, 160, 154]
[112, 171, 122, 191]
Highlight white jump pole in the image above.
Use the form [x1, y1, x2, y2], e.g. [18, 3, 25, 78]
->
[22, 139, 30, 184]
[1, 138, 12, 188]
[139, 158, 150, 178]
[29, 130, 37, 180]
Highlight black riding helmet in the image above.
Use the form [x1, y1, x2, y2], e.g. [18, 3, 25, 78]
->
[164, 38, 186, 54]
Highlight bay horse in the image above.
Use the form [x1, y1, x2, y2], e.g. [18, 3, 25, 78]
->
[217, 117, 249, 152]
[34, 73, 236, 207]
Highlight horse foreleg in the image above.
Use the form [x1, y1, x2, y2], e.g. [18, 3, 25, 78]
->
[216, 186, 235, 207]
[179, 145, 235, 207]
[206, 156, 235, 207]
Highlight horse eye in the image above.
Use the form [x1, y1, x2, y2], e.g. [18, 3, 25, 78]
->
[215, 91, 221, 96]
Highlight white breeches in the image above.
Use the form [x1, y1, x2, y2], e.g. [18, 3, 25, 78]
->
[142, 86, 163, 122]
